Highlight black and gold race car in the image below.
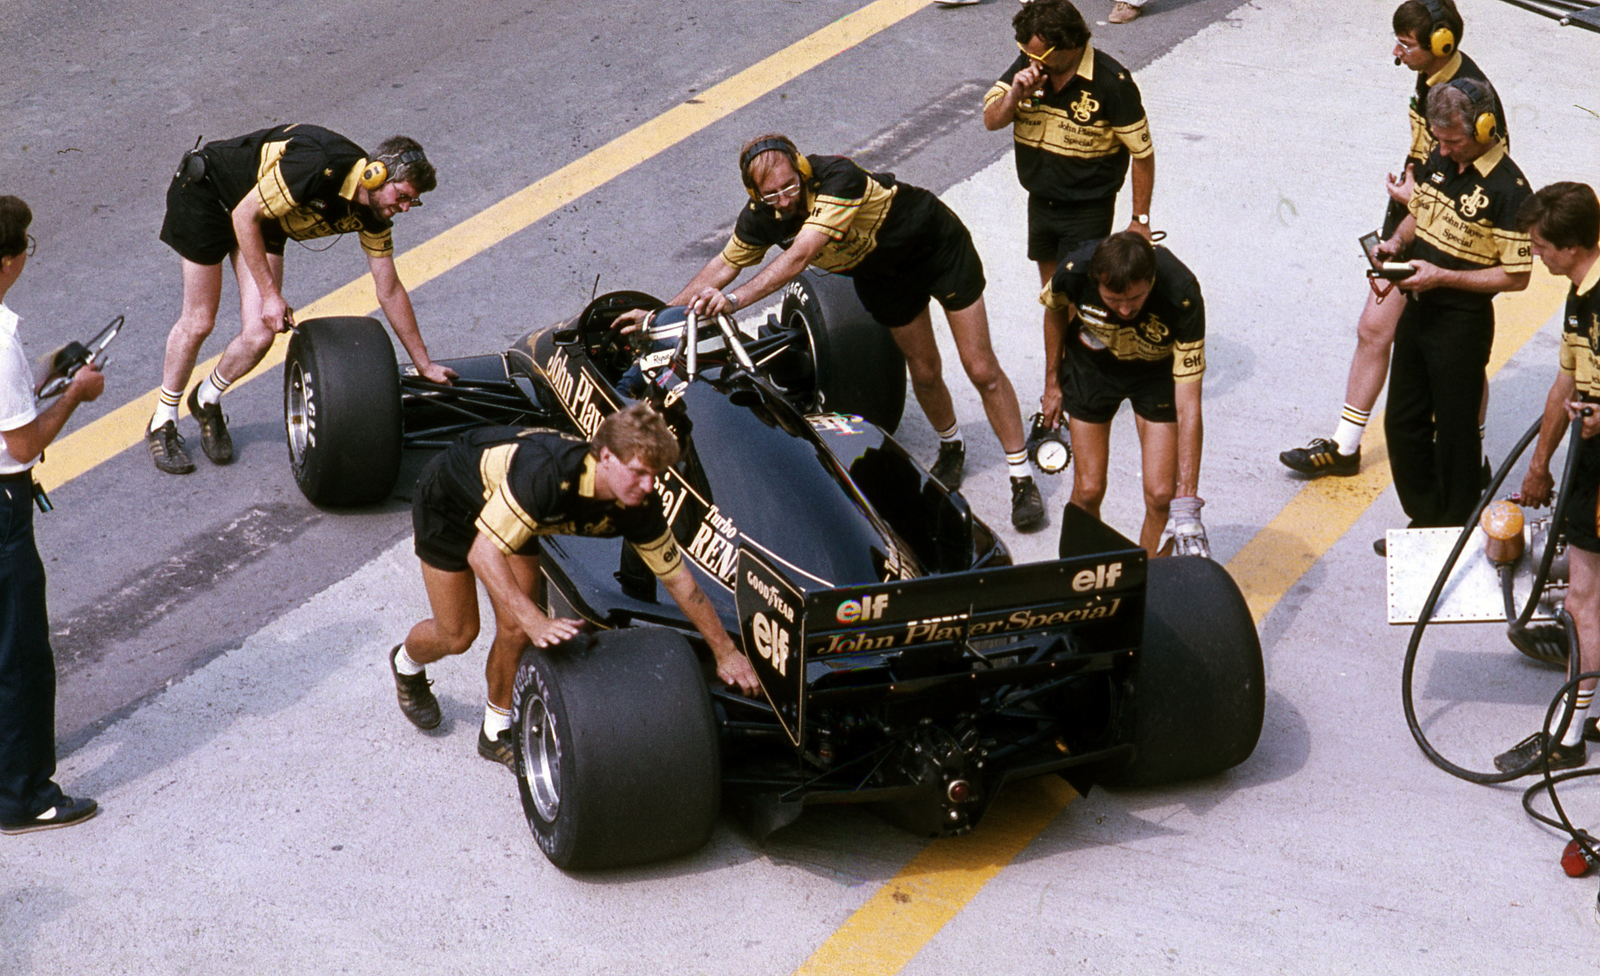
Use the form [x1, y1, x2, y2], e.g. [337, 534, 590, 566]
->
[281, 271, 1264, 870]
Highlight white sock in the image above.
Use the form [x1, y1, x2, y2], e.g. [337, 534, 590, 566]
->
[393, 644, 425, 676]
[150, 388, 182, 431]
[196, 368, 232, 408]
[1006, 448, 1030, 481]
[1331, 404, 1369, 456]
[1560, 689, 1594, 748]
[483, 703, 512, 739]
[936, 422, 961, 445]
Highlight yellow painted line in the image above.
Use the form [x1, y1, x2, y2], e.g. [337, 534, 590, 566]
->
[789, 267, 1571, 975]
[34, 0, 937, 492]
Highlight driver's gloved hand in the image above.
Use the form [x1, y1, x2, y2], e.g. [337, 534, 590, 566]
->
[1164, 495, 1210, 559]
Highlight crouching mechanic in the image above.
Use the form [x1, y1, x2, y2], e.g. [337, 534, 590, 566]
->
[390, 402, 760, 768]
[635, 134, 1045, 530]
[148, 125, 456, 475]
[1041, 232, 1208, 558]
[1496, 182, 1600, 774]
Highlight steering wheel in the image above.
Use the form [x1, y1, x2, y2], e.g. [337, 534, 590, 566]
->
[596, 312, 650, 375]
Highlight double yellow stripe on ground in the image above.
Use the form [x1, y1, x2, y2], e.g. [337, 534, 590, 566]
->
[34, 0, 939, 492]
[791, 269, 1568, 976]
[29, 0, 1570, 969]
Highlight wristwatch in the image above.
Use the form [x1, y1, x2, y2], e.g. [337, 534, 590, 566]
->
[1133, 214, 1151, 226]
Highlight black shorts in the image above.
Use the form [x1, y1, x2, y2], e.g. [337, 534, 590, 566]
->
[1057, 335, 1176, 424]
[1563, 428, 1600, 554]
[1027, 195, 1116, 267]
[852, 196, 986, 329]
[158, 172, 286, 266]
[412, 454, 540, 572]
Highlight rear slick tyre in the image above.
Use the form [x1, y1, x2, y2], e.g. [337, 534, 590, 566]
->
[779, 270, 907, 433]
[512, 627, 720, 870]
[1106, 556, 1264, 787]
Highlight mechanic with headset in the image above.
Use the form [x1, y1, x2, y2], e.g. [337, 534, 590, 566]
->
[637, 133, 1047, 531]
[982, 0, 1155, 444]
[147, 125, 456, 476]
[389, 402, 760, 768]
[1495, 183, 1600, 774]
[1041, 231, 1208, 558]
[1372, 79, 1530, 536]
[1281, 0, 1507, 479]
[0, 197, 104, 834]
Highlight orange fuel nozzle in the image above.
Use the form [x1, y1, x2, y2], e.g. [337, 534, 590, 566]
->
[1481, 499, 1525, 566]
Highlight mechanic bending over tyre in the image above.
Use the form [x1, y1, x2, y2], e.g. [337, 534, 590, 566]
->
[0, 197, 104, 835]
[1280, 0, 1505, 480]
[1492, 182, 1600, 774]
[1368, 79, 1530, 546]
[147, 126, 457, 476]
[981, 0, 1156, 439]
[1041, 232, 1209, 558]
[391, 402, 760, 768]
[618, 134, 1048, 531]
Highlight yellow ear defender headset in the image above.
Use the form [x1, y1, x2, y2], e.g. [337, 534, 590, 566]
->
[1419, 0, 1457, 58]
[738, 137, 814, 205]
[1448, 77, 1499, 145]
[359, 149, 427, 191]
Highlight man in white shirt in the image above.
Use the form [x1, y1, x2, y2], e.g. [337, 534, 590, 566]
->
[0, 196, 105, 834]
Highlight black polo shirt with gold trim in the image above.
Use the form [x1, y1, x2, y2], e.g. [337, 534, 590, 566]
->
[199, 124, 395, 258]
[1407, 141, 1532, 309]
[1557, 260, 1600, 399]
[984, 45, 1153, 204]
[1041, 241, 1204, 382]
[1405, 51, 1507, 166]
[720, 155, 941, 276]
[435, 426, 684, 580]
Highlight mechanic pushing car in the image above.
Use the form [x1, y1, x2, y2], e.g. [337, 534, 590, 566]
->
[147, 125, 457, 475]
[1494, 182, 1600, 774]
[624, 134, 1047, 531]
[1041, 231, 1209, 558]
[389, 402, 760, 768]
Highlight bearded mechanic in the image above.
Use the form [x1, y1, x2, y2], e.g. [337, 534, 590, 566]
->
[147, 125, 456, 475]
[632, 134, 1045, 530]
[389, 403, 759, 768]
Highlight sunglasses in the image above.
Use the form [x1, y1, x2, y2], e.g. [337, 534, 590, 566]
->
[1017, 41, 1057, 64]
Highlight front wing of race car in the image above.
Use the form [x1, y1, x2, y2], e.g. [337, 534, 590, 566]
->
[727, 512, 1148, 837]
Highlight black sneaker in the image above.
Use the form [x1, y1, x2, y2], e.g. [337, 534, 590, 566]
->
[1587, 717, 1600, 743]
[930, 440, 965, 490]
[1373, 537, 1387, 557]
[1493, 731, 1587, 774]
[389, 643, 441, 730]
[146, 420, 195, 475]
[478, 726, 516, 769]
[186, 386, 234, 464]
[1279, 438, 1359, 477]
[1010, 476, 1046, 531]
[1, 795, 98, 835]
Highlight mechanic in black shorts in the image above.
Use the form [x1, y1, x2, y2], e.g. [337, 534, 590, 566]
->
[147, 125, 456, 475]
[1042, 232, 1208, 558]
[626, 134, 1044, 530]
[982, 0, 1155, 432]
[1499, 182, 1600, 774]
[390, 402, 759, 768]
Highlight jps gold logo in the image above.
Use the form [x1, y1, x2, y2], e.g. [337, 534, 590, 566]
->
[1070, 90, 1100, 123]
[1459, 186, 1489, 219]
[1141, 314, 1170, 343]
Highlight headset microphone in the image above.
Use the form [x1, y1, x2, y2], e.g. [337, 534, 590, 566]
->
[1395, 54, 1403, 66]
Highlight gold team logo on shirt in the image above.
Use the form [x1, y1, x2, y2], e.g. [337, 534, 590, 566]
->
[1070, 91, 1100, 123]
[1459, 186, 1489, 219]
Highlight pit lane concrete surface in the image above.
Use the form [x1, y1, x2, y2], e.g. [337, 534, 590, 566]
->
[6, 1, 1600, 972]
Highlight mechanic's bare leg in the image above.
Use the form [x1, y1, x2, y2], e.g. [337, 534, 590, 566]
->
[159, 258, 226, 396]
[1067, 416, 1111, 520]
[1561, 548, 1600, 740]
[405, 563, 483, 664]
[1281, 290, 1402, 475]
[943, 296, 1027, 455]
[1134, 414, 1179, 557]
[213, 250, 286, 386]
[888, 312, 959, 434]
[482, 554, 542, 712]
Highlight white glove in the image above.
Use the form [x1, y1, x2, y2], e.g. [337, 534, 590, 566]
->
[1165, 495, 1210, 559]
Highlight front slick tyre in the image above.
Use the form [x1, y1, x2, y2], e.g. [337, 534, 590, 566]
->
[512, 627, 720, 870]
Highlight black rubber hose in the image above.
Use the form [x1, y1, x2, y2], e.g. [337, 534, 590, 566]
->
[1520, 662, 1600, 867]
[1400, 416, 1583, 784]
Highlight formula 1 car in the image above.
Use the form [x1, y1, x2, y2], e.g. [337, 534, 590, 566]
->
[281, 271, 1265, 870]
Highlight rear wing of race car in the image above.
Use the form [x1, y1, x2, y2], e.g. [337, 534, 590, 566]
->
[735, 512, 1147, 747]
